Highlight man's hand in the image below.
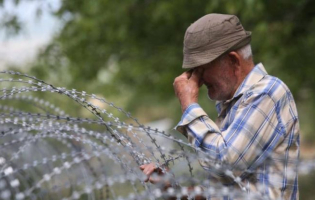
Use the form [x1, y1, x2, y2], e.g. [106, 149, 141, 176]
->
[140, 163, 173, 192]
[140, 163, 206, 199]
[173, 68, 204, 113]
[139, 163, 167, 184]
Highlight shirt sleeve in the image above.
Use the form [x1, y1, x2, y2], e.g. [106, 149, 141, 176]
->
[175, 93, 285, 177]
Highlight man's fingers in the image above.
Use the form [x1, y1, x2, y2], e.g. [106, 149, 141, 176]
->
[149, 175, 161, 184]
[144, 168, 155, 182]
[139, 163, 169, 184]
[178, 70, 193, 80]
[186, 69, 193, 79]
[173, 70, 194, 88]
[190, 68, 203, 85]
[140, 163, 159, 182]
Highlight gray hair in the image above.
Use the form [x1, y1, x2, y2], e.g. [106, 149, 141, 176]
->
[237, 44, 253, 61]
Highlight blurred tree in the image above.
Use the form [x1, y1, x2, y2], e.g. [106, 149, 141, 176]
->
[1, 0, 315, 131]
[2, 0, 315, 198]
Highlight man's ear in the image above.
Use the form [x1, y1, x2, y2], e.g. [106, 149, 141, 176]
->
[228, 51, 241, 67]
[227, 51, 242, 77]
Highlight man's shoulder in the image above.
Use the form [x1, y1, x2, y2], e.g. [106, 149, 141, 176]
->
[248, 74, 293, 103]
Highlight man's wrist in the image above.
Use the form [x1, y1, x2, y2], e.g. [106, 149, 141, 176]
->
[181, 101, 198, 113]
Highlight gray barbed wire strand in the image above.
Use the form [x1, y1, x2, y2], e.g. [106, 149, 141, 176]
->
[0, 70, 310, 199]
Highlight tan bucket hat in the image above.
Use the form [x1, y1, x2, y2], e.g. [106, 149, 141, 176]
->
[183, 14, 251, 69]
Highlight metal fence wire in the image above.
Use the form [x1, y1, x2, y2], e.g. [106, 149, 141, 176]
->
[0, 71, 310, 200]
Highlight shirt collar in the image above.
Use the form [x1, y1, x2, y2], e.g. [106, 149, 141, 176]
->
[215, 63, 268, 113]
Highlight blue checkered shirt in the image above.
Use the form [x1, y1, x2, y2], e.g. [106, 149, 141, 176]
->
[176, 63, 300, 199]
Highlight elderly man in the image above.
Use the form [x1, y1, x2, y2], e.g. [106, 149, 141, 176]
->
[141, 14, 299, 199]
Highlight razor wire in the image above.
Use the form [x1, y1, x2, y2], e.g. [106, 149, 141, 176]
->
[0, 70, 311, 200]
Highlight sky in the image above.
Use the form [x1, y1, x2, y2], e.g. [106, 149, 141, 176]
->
[0, 0, 61, 70]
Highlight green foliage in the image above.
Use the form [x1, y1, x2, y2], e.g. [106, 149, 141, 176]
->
[2, 0, 315, 130]
[2, 0, 315, 198]
[2, 0, 315, 128]
[0, 13, 22, 37]
[300, 171, 315, 200]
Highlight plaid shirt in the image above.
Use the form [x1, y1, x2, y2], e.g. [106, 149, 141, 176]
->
[176, 63, 300, 199]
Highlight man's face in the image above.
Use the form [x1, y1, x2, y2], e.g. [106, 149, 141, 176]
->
[199, 56, 237, 101]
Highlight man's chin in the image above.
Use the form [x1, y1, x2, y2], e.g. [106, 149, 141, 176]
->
[207, 92, 227, 101]
[207, 92, 217, 101]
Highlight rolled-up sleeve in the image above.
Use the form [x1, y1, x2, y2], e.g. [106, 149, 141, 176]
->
[175, 93, 286, 173]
